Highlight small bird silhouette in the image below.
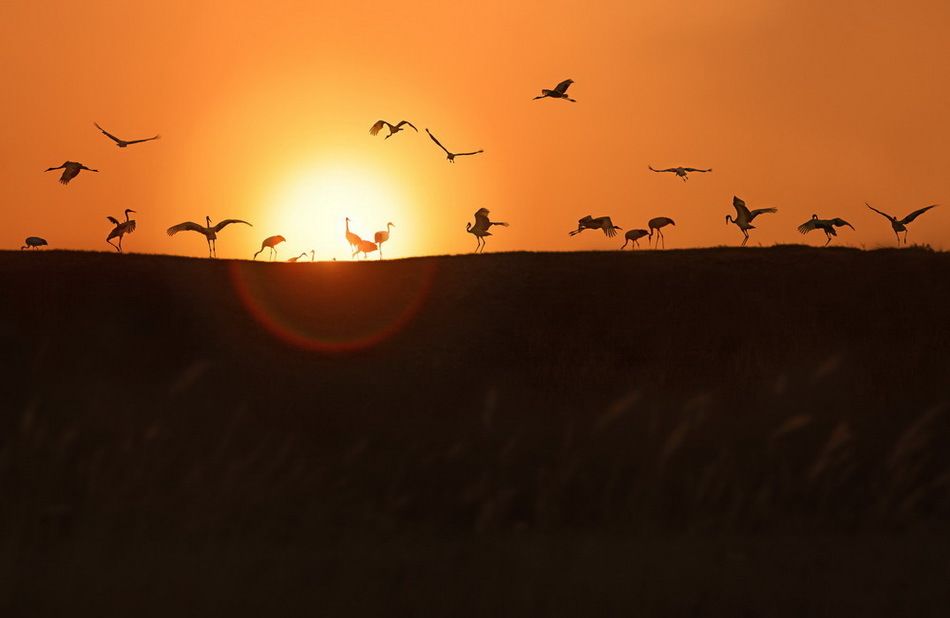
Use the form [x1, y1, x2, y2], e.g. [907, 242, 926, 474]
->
[287, 251, 308, 262]
[797, 215, 854, 246]
[45, 161, 98, 185]
[21, 236, 48, 250]
[369, 120, 417, 139]
[106, 209, 137, 252]
[533, 79, 576, 102]
[569, 215, 621, 238]
[466, 208, 508, 253]
[426, 129, 483, 163]
[866, 202, 938, 245]
[254, 235, 286, 261]
[726, 196, 778, 246]
[94, 123, 160, 148]
[374, 222, 395, 259]
[648, 217, 676, 248]
[649, 166, 712, 182]
[621, 229, 650, 250]
[167, 216, 251, 258]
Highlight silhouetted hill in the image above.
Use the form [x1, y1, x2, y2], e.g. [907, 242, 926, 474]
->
[2, 247, 949, 616]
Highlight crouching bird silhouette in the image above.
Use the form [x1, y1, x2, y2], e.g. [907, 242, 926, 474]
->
[167, 216, 251, 258]
[466, 208, 508, 253]
[21, 236, 47, 250]
[621, 229, 650, 250]
[254, 235, 286, 261]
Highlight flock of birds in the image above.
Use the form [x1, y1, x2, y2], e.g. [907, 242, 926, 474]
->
[20, 79, 941, 256]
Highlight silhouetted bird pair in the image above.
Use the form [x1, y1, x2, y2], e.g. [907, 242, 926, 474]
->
[570, 216, 675, 249]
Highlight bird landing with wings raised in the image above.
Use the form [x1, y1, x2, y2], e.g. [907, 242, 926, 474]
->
[797, 215, 854, 246]
[866, 202, 938, 245]
[466, 208, 508, 253]
[726, 196, 778, 246]
[167, 216, 251, 258]
[534, 79, 576, 102]
[569, 215, 621, 238]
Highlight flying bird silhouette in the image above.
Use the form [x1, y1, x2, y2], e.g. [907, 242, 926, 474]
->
[374, 222, 395, 258]
[369, 120, 417, 139]
[45, 161, 98, 185]
[21, 236, 47, 250]
[425, 129, 483, 163]
[649, 166, 712, 182]
[533, 79, 576, 102]
[106, 209, 137, 252]
[797, 215, 854, 246]
[726, 196, 778, 246]
[866, 202, 938, 245]
[254, 235, 286, 261]
[648, 217, 676, 248]
[466, 208, 508, 253]
[167, 216, 251, 258]
[621, 229, 650, 250]
[94, 123, 160, 148]
[569, 215, 621, 238]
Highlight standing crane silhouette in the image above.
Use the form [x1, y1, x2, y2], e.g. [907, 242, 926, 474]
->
[797, 215, 854, 246]
[648, 217, 676, 248]
[726, 196, 778, 246]
[466, 208, 508, 253]
[570, 215, 622, 238]
[167, 216, 251, 258]
[866, 203, 938, 245]
[621, 229, 650, 250]
[345, 217, 363, 257]
[21, 236, 47, 250]
[94, 123, 160, 148]
[649, 166, 712, 182]
[374, 222, 395, 258]
[106, 209, 137, 252]
[533, 79, 576, 102]
[354, 239, 380, 260]
[369, 120, 417, 139]
[253, 235, 286, 261]
[425, 129, 483, 163]
[45, 161, 98, 185]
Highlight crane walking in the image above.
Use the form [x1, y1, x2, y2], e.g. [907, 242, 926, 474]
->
[533, 79, 576, 102]
[570, 215, 621, 238]
[621, 229, 650, 250]
[167, 216, 251, 258]
[354, 239, 380, 260]
[648, 217, 676, 248]
[726, 196, 777, 246]
[45, 161, 98, 185]
[866, 203, 938, 245]
[374, 222, 395, 258]
[797, 215, 854, 246]
[466, 208, 508, 253]
[106, 209, 137, 252]
[254, 235, 286, 261]
[345, 217, 363, 257]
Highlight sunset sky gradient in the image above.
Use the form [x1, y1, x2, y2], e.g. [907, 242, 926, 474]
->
[2, 0, 949, 258]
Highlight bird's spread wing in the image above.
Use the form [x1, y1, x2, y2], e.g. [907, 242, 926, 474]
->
[94, 123, 122, 143]
[106, 216, 120, 225]
[491, 221, 509, 227]
[455, 150, 483, 157]
[125, 135, 160, 145]
[554, 79, 573, 94]
[369, 120, 389, 135]
[900, 204, 938, 224]
[749, 207, 777, 219]
[474, 211, 491, 230]
[650, 166, 675, 173]
[167, 221, 204, 236]
[797, 219, 818, 234]
[396, 120, 417, 131]
[832, 218, 853, 229]
[426, 129, 450, 154]
[683, 168, 712, 173]
[732, 196, 751, 219]
[212, 219, 252, 232]
[865, 203, 893, 221]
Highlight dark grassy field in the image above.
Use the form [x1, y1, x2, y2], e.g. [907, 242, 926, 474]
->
[2, 247, 950, 616]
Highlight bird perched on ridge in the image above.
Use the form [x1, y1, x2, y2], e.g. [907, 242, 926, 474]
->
[865, 202, 937, 245]
[21, 236, 48, 250]
[621, 229, 650, 250]
[106, 209, 137, 252]
[167, 216, 251, 258]
[797, 215, 854, 246]
[369, 120, 417, 139]
[533, 79, 576, 102]
[94, 122, 161, 148]
[726, 196, 777, 246]
[466, 208, 508, 253]
[648, 217, 676, 249]
[45, 161, 98, 185]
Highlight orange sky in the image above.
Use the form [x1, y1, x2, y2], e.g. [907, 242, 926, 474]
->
[2, 0, 949, 258]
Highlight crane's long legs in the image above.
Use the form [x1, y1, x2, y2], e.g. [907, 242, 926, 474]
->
[824, 234, 831, 246]
[741, 231, 749, 247]
[108, 239, 120, 252]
